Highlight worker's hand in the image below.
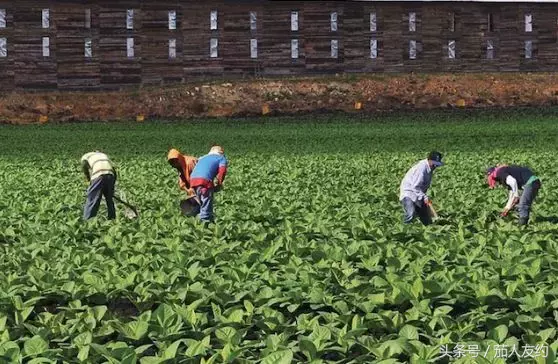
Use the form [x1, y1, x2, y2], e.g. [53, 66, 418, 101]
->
[500, 209, 509, 217]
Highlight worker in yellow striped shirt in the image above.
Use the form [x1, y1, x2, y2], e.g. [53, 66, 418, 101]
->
[81, 151, 117, 220]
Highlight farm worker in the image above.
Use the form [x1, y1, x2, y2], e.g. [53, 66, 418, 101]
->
[399, 151, 444, 225]
[486, 164, 541, 225]
[190, 145, 228, 223]
[81, 151, 117, 220]
[167, 148, 197, 197]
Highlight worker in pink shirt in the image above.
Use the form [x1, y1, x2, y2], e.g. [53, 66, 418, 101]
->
[190, 145, 228, 223]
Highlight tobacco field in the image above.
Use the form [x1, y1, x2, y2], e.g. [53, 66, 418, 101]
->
[1, 109, 558, 363]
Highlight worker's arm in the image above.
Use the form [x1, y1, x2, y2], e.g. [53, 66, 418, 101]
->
[178, 171, 189, 190]
[82, 160, 91, 181]
[410, 164, 430, 204]
[180, 157, 197, 190]
[216, 166, 227, 185]
[215, 157, 228, 186]
[502, 175, 520, 215]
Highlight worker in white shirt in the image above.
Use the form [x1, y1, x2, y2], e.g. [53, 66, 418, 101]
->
[399, 151, 444, 225]
[81, 151, 117, 220]
[486, 165, 541, 225]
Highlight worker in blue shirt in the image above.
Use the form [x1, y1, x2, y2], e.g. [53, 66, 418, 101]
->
[190, 145, 228, 223]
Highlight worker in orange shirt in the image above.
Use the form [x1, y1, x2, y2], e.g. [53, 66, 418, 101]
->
[167, 148, 197, 197]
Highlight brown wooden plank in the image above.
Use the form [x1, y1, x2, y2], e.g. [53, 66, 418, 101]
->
[0, 0, 556, 90]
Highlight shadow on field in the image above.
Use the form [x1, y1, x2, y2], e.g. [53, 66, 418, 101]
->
[534, 216, 558, 224]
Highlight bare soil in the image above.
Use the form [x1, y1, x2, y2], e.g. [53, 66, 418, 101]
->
[2, 73, 558, 124]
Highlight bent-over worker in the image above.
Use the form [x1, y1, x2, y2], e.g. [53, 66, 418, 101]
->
[190, 145, 228, 223]
[167, 148, 198, 197]
[486, 164, 541, 226]
[399, 151, 444, 225]
[81, 151, 116, 220]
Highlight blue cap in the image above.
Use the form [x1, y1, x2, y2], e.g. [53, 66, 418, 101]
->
[428, 151, 444, 166]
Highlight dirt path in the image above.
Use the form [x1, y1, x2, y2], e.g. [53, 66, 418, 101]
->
[2, 73, 558, 124]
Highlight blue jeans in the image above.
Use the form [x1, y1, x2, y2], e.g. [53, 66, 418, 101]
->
[401, 197, 432, 226]
[194, 186, 214, 222]
[518, 180, 541, 225]
[84, 174, 116, 220]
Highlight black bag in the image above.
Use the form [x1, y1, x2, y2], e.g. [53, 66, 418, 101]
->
[180, 196, 201, 217]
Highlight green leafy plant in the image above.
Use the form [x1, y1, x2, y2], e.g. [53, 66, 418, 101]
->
[0, 109, 557, 362]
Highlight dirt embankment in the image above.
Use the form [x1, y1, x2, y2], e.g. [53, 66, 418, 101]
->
[2, 73, 558, 124]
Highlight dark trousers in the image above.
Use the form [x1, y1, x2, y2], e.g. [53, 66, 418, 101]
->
[518, 180, 541, 225]
[83, 174, 116, 220]
[401, 197, 432, 226]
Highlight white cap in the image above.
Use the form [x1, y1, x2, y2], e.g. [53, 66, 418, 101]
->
[210, 145, 224, 155]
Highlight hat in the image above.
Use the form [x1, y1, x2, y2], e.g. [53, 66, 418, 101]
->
[210, 145, 224, 155]
[427, 151, 444, 166]
[167, 148, 181, 161]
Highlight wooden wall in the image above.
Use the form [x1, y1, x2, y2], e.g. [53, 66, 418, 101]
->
[55, 2, 100, 89]
[13, 3, 57, 89]
[0, 0, 556, 90]
[0, 3, 14, 90]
